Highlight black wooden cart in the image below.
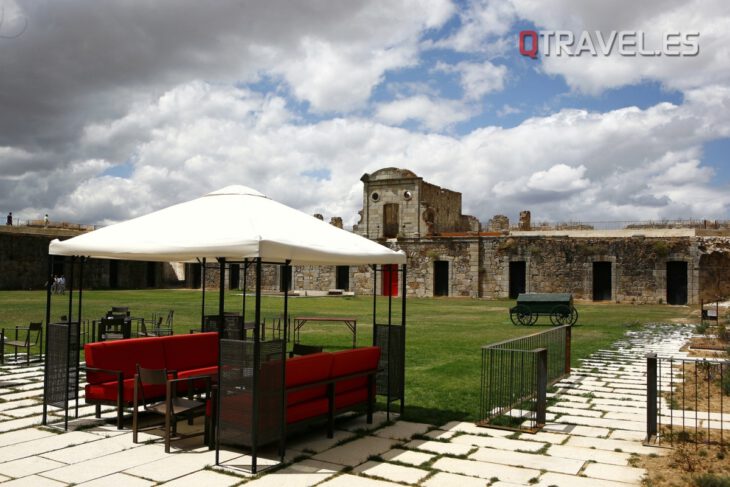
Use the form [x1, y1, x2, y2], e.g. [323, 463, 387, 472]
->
[509, 293, 578, 326]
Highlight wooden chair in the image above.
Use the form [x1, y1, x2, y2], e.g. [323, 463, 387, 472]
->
[1, 322, 43, 365]
[132, 364, 211, 453]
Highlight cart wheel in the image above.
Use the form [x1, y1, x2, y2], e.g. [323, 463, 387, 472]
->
[511, 305, 532, 326]
[568, 307, 579, 326]
[551, 305, 573, 326]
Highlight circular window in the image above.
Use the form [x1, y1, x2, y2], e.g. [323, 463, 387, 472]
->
[371, 192, 380, 202]
[403, 190, 412, 200]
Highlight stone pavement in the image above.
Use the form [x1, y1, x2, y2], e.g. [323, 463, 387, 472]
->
[0, 324, 696, 486]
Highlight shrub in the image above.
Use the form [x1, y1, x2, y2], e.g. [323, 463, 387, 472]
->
[694, 473, 730, 487]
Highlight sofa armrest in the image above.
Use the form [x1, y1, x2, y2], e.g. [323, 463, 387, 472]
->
[83, 366, 124, 384]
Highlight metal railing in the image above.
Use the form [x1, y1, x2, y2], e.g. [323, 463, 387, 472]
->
[647, 354, 730, 448]
[478, 325, 571, 432]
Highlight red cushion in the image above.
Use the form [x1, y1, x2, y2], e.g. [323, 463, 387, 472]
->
[85, 379, 166, 404]
[287, 385, 327, 407]
[335, 376, 368, 395]
[163, 333, 219, 372]
[84, 338, 166, 383]
[329, 347, 380, 378]
[286, 353, 333, 388]
[335, 388, 369, 409]
[287, 398, 329, 424]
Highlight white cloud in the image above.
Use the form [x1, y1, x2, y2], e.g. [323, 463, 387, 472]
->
[527, 164, 590, 192]
[511, 0, 730, 94]
[374, 95, 476, 131]
[434, 0, 516, 52]
[7, 79, 727, 227]
[436, 60, 508, 99]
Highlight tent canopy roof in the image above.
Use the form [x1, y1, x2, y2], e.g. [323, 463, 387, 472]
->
[49, 185, 406, 266]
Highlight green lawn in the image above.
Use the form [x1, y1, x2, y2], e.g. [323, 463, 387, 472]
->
[0, 290, 695, 424]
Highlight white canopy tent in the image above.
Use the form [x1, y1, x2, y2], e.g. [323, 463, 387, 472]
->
[49, 185, 406, 265]
[44, 185, 407, 471]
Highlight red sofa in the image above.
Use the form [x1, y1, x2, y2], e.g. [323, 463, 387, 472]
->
[284, 346, 380, 435]
[84, 332, 219, 428]
[85, 333, 380, 437]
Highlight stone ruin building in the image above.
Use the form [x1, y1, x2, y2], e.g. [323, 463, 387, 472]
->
[3, 167, 730, 305]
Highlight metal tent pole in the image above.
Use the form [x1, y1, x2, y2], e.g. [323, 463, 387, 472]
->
[41, 254, 53, 426]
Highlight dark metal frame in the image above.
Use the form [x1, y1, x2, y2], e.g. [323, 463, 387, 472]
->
[42, 255, 84, 431]
[478, 325, 571, 432]
[371, 264, 407, 419]
[42, 250, 407, 471]
[646, 353, 728, 448]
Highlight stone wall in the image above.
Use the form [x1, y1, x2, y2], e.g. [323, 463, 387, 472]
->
[0, 230, 175, 290]
[698, 238, 730, 301]
[419, 181, 463, 234]
[481, 236, 699, 303]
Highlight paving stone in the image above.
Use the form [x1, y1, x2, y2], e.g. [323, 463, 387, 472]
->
[452, 434, 547, 453]
[603, 411, 646, 422]
[403, 439, 473, 456]
[0, 455, 67, 478]
[608, 429, 648, 442]
[422, 471, 492, 487]
[469, 446, 584, 474]
[0, 415, 42, 433]
[354, 460, 430, 484]
[42, 444, 171, 484]
[431, 456, 541, 484]
[550, 406, 604, 418]
[0, 426, 55, 447]
[566, 435, 663, 455]
[372, 420, 432, 440]
[312, 435, 396, 467]
[583, 462, 647, 484]
[0, 474, 67, 487]
[77, 473, 155, 487]
[337, 412, 392, 432]
[123, 448, 220, 482]
[244, 459, 339, 487]
[381, 448, 435, 466]
[518, 431, 568, 445]
[287, 429, 356, 455]
[41, 432, 155, 464]
[0, 430, 101, 463]
[0, 399, 40, 412]
[1, 390, 44, 401]
[535, 471, 640, 487]
[160, 469, 243, 487]
[423, 429, 457, 440]
[318, 473, 403, 487]
[545, 444, 631, 466]
[551, 399, 595, 409]
[2, 404, 47, 418]
[541, 423, 609, 437]
[556, 415, 644, 432]
[439, 421, 514, 437]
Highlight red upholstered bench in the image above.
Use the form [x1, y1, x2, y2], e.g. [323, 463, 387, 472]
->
[285, 346, 380, 436]
[84, 332, 219, 429]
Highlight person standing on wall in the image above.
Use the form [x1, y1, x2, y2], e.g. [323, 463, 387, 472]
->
[6, 212, 12, 225]
[44, 214, 49, 227]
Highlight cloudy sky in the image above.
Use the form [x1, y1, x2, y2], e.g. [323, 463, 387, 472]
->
[1, 0, 729, 228]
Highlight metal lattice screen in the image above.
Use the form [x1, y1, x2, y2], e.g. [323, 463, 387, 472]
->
[218, 339, 284, 448]
[45, 322, 79, 409]
[374, 324, 404, 402]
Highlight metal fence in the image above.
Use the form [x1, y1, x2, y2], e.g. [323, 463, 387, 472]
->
[647, 354, 730, 448]
[478, 325, 571, 432]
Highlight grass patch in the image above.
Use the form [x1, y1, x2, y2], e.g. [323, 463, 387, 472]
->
[0, 290, 693, 424]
